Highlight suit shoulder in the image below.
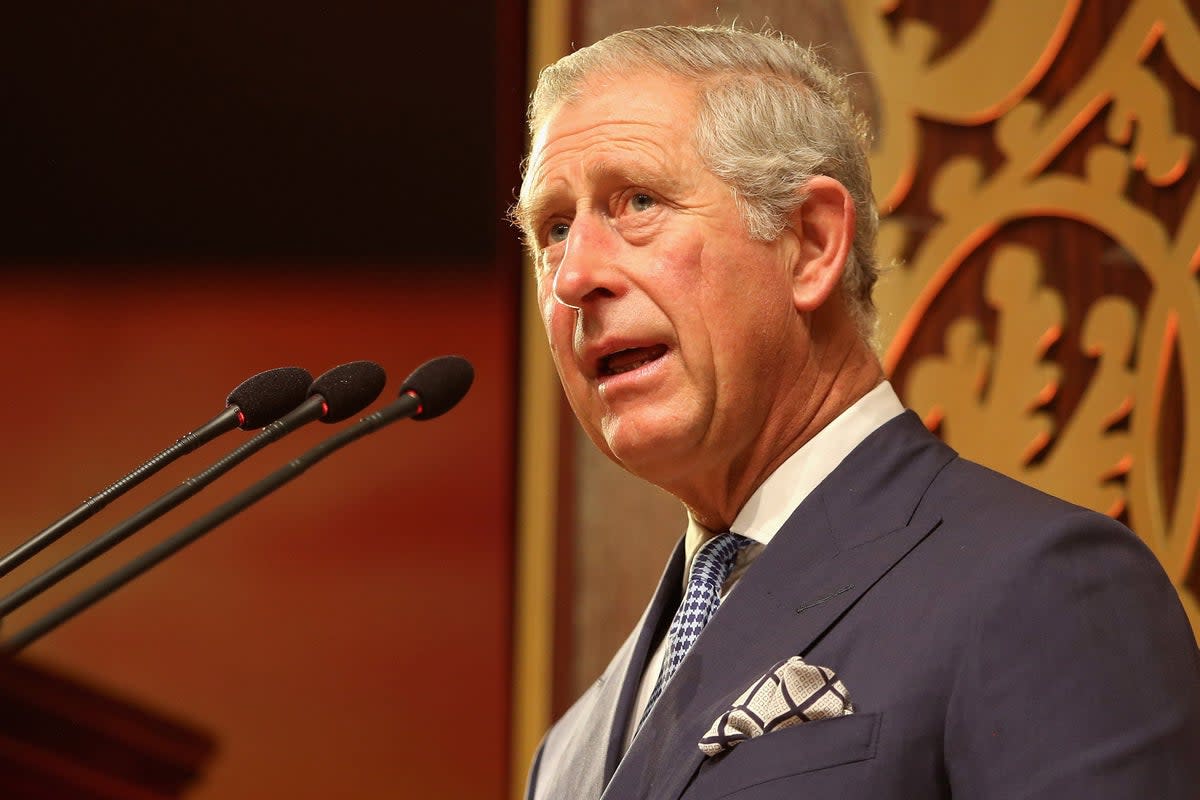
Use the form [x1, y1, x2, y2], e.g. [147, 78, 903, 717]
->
[910, 454, 1183, 610]
[929, 455, 1137, 545]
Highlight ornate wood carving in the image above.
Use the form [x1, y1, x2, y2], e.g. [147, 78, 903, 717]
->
[852, 0, 1200, 634]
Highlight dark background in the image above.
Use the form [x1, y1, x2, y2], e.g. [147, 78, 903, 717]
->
[0, 2, 513, 264]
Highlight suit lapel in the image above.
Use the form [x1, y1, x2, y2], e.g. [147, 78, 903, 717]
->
[602, 413, 956, 800]
[533, 538, 684, 799]
[602, 537, 684, 783]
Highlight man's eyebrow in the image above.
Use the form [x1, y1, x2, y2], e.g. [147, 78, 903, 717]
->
[516, 156, 684, 232]
[514, 187, 558, 235]
[585, 157, 682, 194]
[515, 174, 582, 237]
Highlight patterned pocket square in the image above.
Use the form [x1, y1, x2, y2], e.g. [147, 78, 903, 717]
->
[698, 656, 854, 756]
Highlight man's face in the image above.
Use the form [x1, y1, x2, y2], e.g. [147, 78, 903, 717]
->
[521, 72, 809, 484]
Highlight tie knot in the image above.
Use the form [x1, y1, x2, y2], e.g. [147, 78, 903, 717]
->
[691, 531, 750, 590]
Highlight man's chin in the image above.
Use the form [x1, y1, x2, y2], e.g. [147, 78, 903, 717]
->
[601, 427, 697, 482]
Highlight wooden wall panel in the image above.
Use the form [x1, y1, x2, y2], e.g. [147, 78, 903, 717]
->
[860, 0, 1200, 632]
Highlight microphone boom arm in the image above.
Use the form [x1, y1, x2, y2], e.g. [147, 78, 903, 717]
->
[1, 392, 423, 653]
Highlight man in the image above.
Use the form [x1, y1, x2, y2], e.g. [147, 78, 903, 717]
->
[514, 25, 1200, 800]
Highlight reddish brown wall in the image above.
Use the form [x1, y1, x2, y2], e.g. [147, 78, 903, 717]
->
[0, 266, 516, 798]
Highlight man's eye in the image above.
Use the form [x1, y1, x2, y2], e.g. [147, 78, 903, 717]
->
[547, 222, 570, 243]
[630, 193, 656, 212]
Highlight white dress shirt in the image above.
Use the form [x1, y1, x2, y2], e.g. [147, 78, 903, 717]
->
[623, 381, 905, 749]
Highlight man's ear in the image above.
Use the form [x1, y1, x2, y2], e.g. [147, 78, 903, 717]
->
[786, 176, 855, 313]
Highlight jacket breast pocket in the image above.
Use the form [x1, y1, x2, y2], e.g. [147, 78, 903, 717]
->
[686, 711, 882, 800]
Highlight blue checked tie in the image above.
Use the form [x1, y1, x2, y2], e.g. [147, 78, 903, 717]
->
[640, 531, 751, 726]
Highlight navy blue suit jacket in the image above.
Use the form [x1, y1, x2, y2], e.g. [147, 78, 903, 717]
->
[526, 411, 1200, 799]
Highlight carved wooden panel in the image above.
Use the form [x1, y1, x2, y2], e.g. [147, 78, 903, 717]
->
[855, 0, 1200, 636]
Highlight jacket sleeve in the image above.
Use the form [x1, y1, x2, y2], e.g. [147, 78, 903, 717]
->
[944, 510, 1200, 798]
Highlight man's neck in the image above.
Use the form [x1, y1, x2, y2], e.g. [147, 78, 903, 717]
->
[675, 340, 884, 531]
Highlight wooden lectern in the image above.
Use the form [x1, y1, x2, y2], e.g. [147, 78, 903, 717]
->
[0, 656, 214, 798]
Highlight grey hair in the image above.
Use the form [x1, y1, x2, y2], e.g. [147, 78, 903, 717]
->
[521, 25, 879, 339]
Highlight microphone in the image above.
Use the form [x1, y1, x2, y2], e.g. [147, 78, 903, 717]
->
[0, 356, 473, 652]
[0, 360, 386, 618]
[0, 366, 314, 578]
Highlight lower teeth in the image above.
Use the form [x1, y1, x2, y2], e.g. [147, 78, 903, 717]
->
[611, 360, 647, 375]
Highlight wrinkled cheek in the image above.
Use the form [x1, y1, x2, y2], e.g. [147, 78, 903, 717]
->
[595, 410, 628, 460]
[540, 303, 574, 362]
[537, 288, 558, 334]
[540, 290, 578, 342]
[548, 349, 592, 417]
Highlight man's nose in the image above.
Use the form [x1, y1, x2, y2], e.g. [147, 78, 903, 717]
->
[551, 213, 622, 309]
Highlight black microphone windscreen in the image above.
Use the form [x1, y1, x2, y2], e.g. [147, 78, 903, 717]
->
[309, 361, 387, 423]
[401, 356, 474, 420]
[226, 367, 315, 429]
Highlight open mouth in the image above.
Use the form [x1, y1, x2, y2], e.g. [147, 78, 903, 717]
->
[598, 344, 669, 376]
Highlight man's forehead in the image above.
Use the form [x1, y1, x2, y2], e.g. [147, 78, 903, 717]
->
[532, 70, 699, 149]
[524, 71, 700, 186]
